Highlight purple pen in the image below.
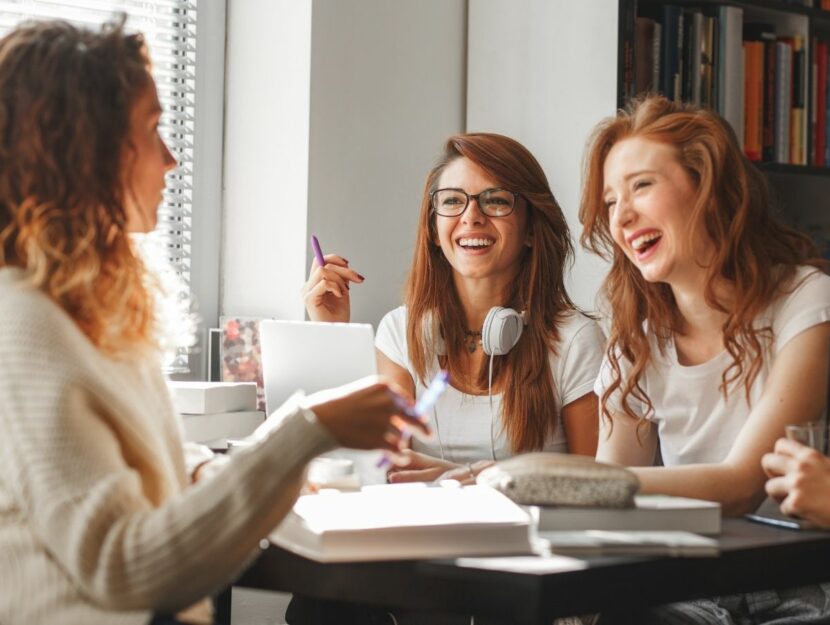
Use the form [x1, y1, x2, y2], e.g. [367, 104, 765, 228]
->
[311, 234, 326, 267]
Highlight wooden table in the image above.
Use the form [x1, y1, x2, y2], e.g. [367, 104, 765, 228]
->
[226, 519, 830, 624]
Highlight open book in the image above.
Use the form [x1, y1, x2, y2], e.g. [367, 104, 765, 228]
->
[269, 484, 534, 562]
[534, 494, 722, 535]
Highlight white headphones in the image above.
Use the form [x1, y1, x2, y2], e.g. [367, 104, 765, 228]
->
[429, 307, 527, 357]
[424, 307, 528, 463]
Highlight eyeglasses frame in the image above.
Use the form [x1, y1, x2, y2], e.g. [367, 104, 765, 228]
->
[429, 187, 522, 218]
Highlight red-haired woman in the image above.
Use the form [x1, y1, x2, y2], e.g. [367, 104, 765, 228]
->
[581, 95, 830, 623]
[304, 133, 605, 483]
[0, 19, 426, 625]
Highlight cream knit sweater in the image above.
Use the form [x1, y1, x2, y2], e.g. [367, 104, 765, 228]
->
[0, 268, 336, 625]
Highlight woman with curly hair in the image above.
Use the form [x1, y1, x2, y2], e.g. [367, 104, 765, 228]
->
[581, 95, 830, 624]
[0, 18, 426, 625]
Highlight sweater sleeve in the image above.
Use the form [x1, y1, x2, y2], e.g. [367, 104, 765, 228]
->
[0, 315, 336, 613]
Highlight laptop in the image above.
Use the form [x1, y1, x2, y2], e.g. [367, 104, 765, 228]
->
[260, 320, 377, 415]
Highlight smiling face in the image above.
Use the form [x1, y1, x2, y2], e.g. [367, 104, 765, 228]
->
[433, 157, 530, 289]
[603, 136, 713, 286]
[122, 75, 177, 233]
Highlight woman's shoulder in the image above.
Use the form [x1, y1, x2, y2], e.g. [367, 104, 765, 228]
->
[0, 269, 92, 379]
[769, 265, 830, 312]
[380, 305, 407, 325]
[554, 310, 605, 344]
[0, 269, 74, 339]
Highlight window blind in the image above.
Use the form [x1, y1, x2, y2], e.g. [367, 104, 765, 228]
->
[0, 0, 198, 372]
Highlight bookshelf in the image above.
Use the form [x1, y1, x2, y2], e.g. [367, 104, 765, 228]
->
[619, 0, 830, 255]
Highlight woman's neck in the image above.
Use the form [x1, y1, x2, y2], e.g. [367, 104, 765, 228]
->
[669, 273, 733, 364]
[452, 274, 513, 330]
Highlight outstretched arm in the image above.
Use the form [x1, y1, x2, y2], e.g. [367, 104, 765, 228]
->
[620, 323, 830, 516]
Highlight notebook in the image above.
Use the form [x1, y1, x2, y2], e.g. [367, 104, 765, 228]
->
[260, 320, 377, 413]
[533, 494, 722, 535]
[269, 484, 534, 562]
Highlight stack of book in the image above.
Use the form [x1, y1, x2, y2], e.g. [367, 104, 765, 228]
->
[629, 6, 813, 166]
[168, 381, 264, 449]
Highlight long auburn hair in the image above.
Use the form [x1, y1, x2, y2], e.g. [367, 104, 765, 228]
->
[0, 19, 158, 355]
[580, 95, 823, 425]
[406, 133, 578, 452]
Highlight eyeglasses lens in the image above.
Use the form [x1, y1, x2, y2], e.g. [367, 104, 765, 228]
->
[432, 189, 515, 217]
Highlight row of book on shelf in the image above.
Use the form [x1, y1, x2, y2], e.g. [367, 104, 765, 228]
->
[626, 4, 830, 168]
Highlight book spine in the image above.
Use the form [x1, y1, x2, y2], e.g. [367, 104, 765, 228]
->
[690, 11, 703, 104]
[652, 22, 662, 94]
[791, 36, 805, 165]
[764, 39, 777, 162]
[635, 17, 657, 94]
[681, 11, 694, 101]
[720, 7, 744, 145]
[826, 49, 830, 165]
[662, 6, 681, 101]
[774, 40, 792, 164]
[813, 41, 827, 167]
[702, 15, 716, 108]
[743, 41, 763, 161]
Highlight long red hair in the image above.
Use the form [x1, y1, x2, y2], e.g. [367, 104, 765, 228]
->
[406, 133, 578, 452]
[0, 19, 158, 356]
[579, 95, 823, 426]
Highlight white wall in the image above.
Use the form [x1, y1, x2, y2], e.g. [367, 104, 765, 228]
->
[467, 1, 617, 312]
[307, 0, 467, 327]
[222, 0, 313, 320]
[222, 0, 467, 328]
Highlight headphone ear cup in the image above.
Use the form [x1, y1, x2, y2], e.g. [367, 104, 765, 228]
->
[481, 307, 524, 356]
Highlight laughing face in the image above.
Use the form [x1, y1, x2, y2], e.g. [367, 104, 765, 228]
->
[603, 136, 713, 286]
[433, 157, 530, 288]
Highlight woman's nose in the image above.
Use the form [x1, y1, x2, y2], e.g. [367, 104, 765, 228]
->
[462, 196, 486, 224]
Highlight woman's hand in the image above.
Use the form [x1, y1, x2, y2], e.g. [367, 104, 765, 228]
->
[763, 437, 830, 528]
[386, 450, 459, 483]
[307, 376, 429, 452]
[301, 254, 364, 322]
[435, 460, 495, 486]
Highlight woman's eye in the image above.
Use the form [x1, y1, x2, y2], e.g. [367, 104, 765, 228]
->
[604, 199, 616, 210]
[633, 180, 651, 190]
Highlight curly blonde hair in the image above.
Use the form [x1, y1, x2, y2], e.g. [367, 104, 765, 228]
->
[0, 18, 158, 355]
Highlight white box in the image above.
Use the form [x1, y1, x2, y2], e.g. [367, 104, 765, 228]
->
[181, 410, 265, 446]
[168, 381, 258, 415]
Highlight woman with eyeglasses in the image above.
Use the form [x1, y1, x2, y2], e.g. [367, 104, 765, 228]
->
[304, 133, 605, 484]
[0, 19, 428, 625]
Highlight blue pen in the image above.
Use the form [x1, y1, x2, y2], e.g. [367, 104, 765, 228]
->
[311, 234, 326, 267]
[378, 370, 449, 468]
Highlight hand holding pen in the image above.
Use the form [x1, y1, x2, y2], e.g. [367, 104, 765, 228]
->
[378, 370, 449, 469]
[302, 234, 365, 323]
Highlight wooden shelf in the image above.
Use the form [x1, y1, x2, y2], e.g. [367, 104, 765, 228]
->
[759, 162, 830, 176]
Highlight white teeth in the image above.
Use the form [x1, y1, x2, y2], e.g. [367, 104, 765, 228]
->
[631, 232, 662, 251]
[459, 238, 494, 248]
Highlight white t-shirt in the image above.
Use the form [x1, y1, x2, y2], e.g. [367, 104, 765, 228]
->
[595, 266, 830, 466]
[376, 306, 606, 464]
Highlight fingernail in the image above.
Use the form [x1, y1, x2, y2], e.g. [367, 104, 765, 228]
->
[346, 283, 350, 290]
[342, 258, 349, 264]
[356, 273, 365, 281]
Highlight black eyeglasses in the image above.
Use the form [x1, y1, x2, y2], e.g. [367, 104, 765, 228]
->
[430, 188, 520, 218]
